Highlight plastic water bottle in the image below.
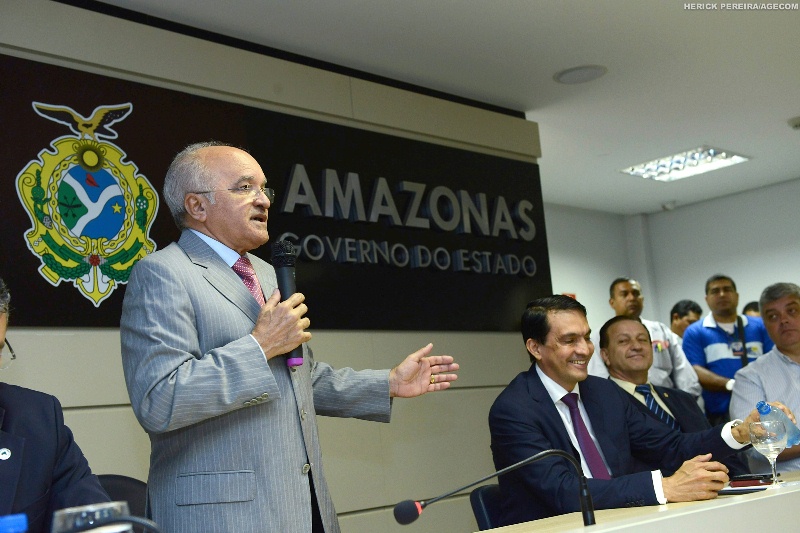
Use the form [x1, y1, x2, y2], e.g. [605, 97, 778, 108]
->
[757, 401, 800, 447]
[0, 514, 27, 533]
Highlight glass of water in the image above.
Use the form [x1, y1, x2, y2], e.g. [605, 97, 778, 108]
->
[51, 501, 133, 533]
[749, 420, 787, 487]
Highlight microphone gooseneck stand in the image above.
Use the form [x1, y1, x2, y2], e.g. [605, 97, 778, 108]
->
[394, 448, 596, 526]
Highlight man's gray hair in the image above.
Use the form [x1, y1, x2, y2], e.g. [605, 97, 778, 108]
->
[760, 282, 800, 310]
[163, 141, 229, 228]
[0, 277, 10, 315]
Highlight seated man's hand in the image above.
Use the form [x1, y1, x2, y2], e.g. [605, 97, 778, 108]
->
[733, 401, 797, 444]
[662, 454, 729, 502]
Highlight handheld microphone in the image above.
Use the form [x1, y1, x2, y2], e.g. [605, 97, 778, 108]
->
[271, 240, 304, 368]
[393, 448, 595, 526]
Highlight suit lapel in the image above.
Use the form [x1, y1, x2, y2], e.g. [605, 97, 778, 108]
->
[525, 368, 575, 452]
[630, 393, 661, 429]
[178, 231, 261, 323]
[579, 379, 619, 476]
[248, 252, 277, 296]
[0, 405, 24, 516]
[653, 386, 684, 431]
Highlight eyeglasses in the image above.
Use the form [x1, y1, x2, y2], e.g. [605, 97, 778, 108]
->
[0, 338, 16, 370]
[191, 184, 275, 203]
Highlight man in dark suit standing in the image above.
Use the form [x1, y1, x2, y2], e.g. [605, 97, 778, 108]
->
[489, 295, 774, 527]
[0, 277, 109, 533]
[598, 315, 749, 476]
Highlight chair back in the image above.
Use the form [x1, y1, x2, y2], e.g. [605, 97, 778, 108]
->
[97, 474, 148, 521]
[469, 484, 502, 531]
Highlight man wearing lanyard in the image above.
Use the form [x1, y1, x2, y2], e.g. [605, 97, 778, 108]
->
[683, 274, 773, 425]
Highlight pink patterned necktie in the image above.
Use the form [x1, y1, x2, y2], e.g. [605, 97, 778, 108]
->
[232, 256, 265, 306]
[561, 393, 611, 479]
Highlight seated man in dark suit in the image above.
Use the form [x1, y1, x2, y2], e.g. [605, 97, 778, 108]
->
[0, 277, 109, 533]
[488, 295, 784, 527]
[598, 315, 749, 476]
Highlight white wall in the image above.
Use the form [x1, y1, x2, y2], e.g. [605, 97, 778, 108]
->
[543, 203, 629, 332]
[647, 178, 800, 322]
[546, 177, 800, 330]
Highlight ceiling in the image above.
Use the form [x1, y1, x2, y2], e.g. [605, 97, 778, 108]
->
[94, 0, 800, 215]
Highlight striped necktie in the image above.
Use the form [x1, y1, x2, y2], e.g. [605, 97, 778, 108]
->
[635, 384, 678, 430]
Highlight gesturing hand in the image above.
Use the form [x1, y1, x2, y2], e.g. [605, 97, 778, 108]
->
[389, 343, 459, 398]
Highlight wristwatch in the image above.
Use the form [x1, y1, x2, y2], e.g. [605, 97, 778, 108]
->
[730, 419, 749, 444]
[725, 379, 735, 391]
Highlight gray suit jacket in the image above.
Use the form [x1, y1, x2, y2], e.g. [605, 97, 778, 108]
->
[121, 230, 391, 533]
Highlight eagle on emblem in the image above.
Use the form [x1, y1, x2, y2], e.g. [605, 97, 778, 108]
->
[33, 102, 133, 140]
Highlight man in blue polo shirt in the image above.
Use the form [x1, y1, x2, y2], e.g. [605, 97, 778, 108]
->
[683, 274, 773, 425]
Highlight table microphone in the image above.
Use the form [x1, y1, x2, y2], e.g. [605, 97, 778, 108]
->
[393, 448, 595, 526]
[58, 515, 163, 533]
[270, 240, 304, 367]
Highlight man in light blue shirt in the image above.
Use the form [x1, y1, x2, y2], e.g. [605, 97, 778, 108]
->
[730, 282, 800, 473]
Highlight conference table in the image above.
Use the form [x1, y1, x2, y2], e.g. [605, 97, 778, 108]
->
[484, 470, 800, 532]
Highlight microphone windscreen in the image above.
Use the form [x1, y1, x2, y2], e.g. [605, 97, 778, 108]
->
[271, 240, 296, 268]
[393, 500, 422, 525]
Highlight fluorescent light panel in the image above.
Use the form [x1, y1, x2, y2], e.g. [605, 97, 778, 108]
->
[621, 146, 749, 182]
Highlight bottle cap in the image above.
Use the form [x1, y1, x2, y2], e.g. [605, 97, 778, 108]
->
[0, 513, 28, 533]
[756, 401, 770, 415]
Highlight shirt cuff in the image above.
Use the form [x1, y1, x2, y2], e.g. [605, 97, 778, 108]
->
[723, 419, 749, 449]
[249, 334, 268, 361]
[652, 470, 666, 504]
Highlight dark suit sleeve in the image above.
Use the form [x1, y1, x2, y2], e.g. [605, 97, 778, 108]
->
[656, 387, 750, 476]
[607, 384, 736, 475]
[5, 387, 110, 533]
[46, 395, 110, 520]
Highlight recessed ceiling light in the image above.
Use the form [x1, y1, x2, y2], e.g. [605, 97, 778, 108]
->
[553, 65, 608, 84]
[621, 146, 749, 182]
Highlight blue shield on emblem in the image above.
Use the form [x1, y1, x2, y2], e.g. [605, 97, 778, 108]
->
[58, 166, 125, 239]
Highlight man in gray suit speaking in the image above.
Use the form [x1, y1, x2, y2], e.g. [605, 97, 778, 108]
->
[120, 141, 459, 533]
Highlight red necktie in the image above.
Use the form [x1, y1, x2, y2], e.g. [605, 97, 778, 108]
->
[232, 256, 265, 306]
[561, 393, 611, 479]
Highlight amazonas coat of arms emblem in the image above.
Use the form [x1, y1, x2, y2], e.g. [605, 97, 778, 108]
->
[16, 102, 158, 306]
